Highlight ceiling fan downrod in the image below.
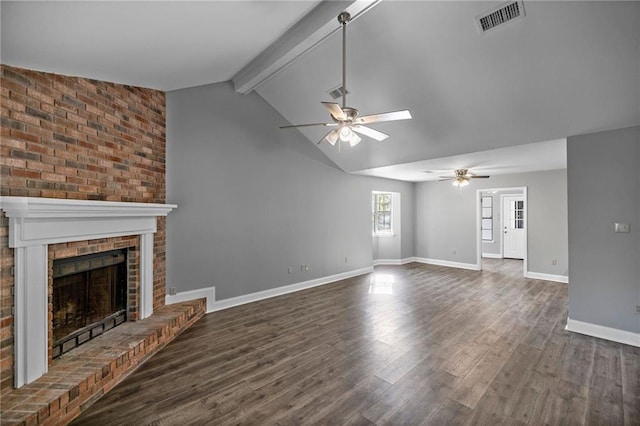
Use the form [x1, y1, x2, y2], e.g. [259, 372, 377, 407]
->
[338, 12, 351, 110]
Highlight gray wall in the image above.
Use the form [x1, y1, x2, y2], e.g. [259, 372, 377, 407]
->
[166, 81, 413, 300]
[567, 126, 639, 333]
[415, 170, 568, 276]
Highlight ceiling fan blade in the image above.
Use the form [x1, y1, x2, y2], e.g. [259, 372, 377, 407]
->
[438, 177, 455, 181]
[352, 125, 389, 141]
[356, 109, 412, 124]
[319, 129, 339, 145]
[280, 122, 335, 129]
[321, 102, 346, 120]
[470, 175, 490, 179]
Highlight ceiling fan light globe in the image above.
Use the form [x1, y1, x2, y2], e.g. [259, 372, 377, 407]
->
[349, 132, 361, 147]
[339, 126, 353, 142]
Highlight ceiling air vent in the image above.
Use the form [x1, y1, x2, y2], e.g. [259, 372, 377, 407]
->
[327, 85, 348, 100]
[476, 1, 525, 33]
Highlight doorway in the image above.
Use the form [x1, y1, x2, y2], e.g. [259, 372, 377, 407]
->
[476, 187, 528, 276]
[502, 194, 525, 259]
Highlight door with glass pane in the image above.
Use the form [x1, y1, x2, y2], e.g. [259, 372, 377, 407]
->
[502, 195, 525, 259]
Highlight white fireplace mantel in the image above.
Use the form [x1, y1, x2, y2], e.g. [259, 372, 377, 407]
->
[0, 197, 177, 387]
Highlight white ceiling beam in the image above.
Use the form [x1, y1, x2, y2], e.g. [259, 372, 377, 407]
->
[231, 0, 380, 95]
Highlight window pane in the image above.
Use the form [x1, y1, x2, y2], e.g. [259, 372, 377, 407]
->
[372, 193, 393, 234]
[482, 230, 493, 241]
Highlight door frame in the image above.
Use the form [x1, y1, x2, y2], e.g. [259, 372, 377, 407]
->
[500, 193, 526, 260]
[475, 186, 528, 276]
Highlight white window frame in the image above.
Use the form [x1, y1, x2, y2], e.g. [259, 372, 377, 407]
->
[372, 191, 394, 237]
[481, 196, 494, 242]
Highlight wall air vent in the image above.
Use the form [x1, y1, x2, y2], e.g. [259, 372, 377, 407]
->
[327, 85, 348, 100]
[476, 1, 525, 33]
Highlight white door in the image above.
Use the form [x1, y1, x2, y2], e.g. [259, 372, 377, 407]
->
[502, 195, 525, 259]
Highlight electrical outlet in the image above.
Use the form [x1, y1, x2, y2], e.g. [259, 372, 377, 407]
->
[169, 287, 177, 296]
[288, 266, 294, 274]
[635, 305, 640, 315]
[344, 257, 348, 263]
[551, 259, 557, 266]
[614, 223, 630, 233]
[301, 264, 309, 271]
[452, 248, 456, 255]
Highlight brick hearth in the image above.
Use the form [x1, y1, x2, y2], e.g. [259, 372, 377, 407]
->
[0, 299, 205, 425]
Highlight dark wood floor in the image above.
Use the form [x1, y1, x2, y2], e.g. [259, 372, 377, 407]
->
[73, 259, 640, 425]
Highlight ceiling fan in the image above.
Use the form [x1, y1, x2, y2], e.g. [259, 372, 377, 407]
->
[280, 12, 412, 147]
[439, 169, 490, 187]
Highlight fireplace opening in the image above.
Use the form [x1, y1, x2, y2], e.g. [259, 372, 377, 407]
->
[52, 249, 128, 359]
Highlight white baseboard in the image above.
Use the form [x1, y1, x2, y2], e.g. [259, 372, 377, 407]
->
[373, 258, 414, 266]
[482, 253, 502, 259]
[165, 286, 216, 313]
[565, 317, 640, 347]
[209, 266, 374, 313]
[525, 271, 569, 283]
[412, 257, 481, 271]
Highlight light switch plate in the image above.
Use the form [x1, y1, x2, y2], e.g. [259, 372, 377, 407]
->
[614, 223, 630, 233]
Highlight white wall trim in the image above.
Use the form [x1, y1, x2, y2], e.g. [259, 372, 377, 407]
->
[565, 317, 640, 347]
[525, 271, 569, 283]
[209, 267, 373, 313]
[166, 286, 216, 313]
[482, 253, 502, 259]
[372, 258, 414, 266]
[412, 257, 481, 271]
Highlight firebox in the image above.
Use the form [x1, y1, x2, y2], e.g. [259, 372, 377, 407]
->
[52, 249, 128, 358]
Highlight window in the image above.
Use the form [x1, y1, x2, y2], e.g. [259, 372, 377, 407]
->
[481, 196, 493, 241]
[372, 192, 392, 235]
[509, 199, 525, 229]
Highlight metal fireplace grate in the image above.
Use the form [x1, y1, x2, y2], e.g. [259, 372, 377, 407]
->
[52, 249, 128, 359]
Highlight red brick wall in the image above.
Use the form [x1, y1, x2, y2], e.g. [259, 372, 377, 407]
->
[0, 65, 166, 393]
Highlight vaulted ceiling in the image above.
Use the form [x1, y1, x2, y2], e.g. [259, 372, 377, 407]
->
[2, 1, 639, 180]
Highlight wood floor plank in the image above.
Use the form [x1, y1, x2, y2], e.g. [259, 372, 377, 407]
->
[422, 398, 473, 425]
[449, 336, 516, 409]
[540, 378, 589, 426]
[381, 369, 461, 425]
[561, 333, 597, 388]
[620, 345, 640, 425]
[374, 347, 428, 384]
[70, 259, 637, 426]
[586, 374, 625, 425]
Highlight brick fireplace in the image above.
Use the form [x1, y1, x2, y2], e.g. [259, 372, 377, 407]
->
[0, 65, 169, 394]
[0, 196, 176, 387]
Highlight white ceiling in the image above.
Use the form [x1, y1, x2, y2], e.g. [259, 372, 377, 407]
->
[353, 138, 567, 182]
[2, 1, 639, 181]
[257, 1, 640, 175]
[0, 1, 320, 90]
